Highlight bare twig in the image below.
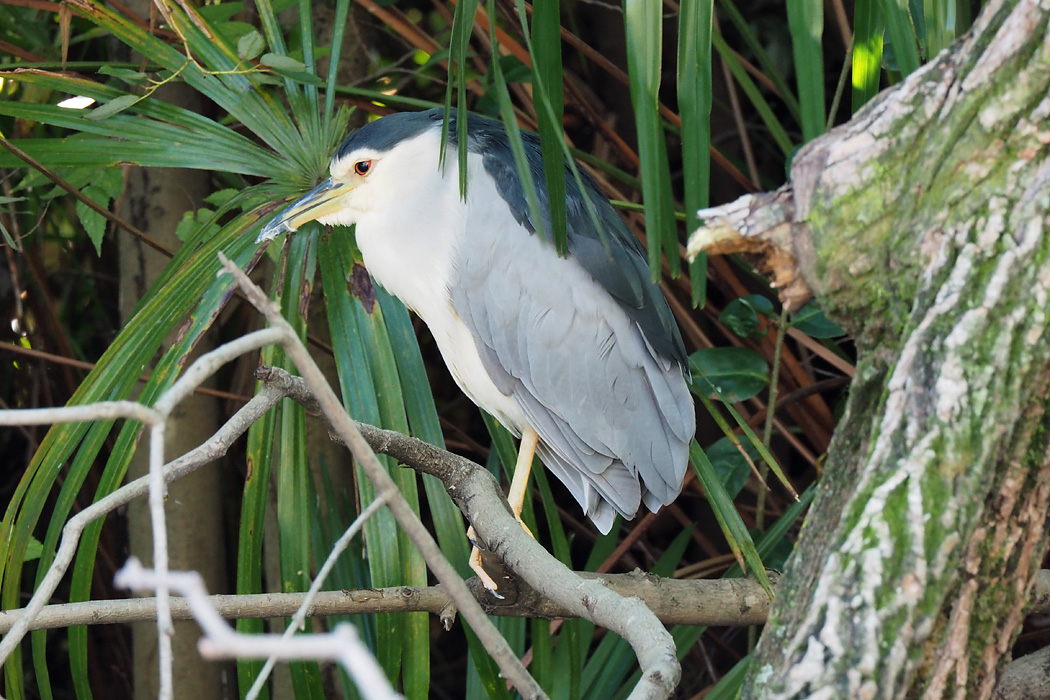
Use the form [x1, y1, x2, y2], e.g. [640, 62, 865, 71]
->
[115, 560, 400, 700]
[0, 571, 787, 633]
[261, 370, 684, 700]
[245, 497, 389, 700]
[0, 329, 286, 669]
[217, 253, 549, 700]
[0, 252, 690, 700]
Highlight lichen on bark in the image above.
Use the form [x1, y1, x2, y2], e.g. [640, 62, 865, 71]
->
[689, 1, 1050, 698]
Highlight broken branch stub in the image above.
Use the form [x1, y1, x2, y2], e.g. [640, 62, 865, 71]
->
[686, 187, 812, 312]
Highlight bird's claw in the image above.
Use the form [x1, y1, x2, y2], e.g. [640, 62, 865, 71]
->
[466, 516, 536, 597]
[468, 538, 503, 597]
[466, 525, 483, 550]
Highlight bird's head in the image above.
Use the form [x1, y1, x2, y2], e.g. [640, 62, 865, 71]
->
[258, 110, 446, 242]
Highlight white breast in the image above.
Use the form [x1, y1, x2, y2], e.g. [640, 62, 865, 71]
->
[352, 133, 527, 434]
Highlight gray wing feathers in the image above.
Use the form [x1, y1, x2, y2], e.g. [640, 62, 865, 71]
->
[453, 223, 693, 529]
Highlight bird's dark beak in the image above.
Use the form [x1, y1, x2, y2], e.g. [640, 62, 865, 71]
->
[257, 177, 353, 242]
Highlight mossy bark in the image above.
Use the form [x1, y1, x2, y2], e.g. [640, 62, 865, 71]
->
[742, 1, 1050, 697]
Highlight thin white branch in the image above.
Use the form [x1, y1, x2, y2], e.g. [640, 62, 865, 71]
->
[217, 253, 549, 700]
[137, 327, 288, 700]
[147, 422, 173, 700]
[1, 258, 684, 700]
[245, 496, 389, 700]
[219, 257, 684, 700]
[115, 560, 401, 700]
[0, 329, 287, 668]
[152, 329, 286, 415]
[0, 401, 159, 427]
[311, 379, 683, 700]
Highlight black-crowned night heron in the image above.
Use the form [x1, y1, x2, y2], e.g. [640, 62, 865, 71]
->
[260, 108, 695, 590]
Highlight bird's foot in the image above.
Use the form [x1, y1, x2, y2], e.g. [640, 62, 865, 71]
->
[466, 526, 503, 596]
[466, 515, 535, 595]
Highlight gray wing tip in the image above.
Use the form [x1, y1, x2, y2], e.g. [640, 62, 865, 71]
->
[587, 498, 619, 535]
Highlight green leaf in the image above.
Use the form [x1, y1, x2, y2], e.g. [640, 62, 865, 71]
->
[41, 214, 262, 700]
[677, 0, 713, 305]
[97, 65, 147, 85]
[237, 29, 265, 60]
[74, 184, 110, 254]
[376, 287, 469, 576]
[268, 68, 324, 86]
[271, 232, 326, 700]
[714, 0, 801, 122]
[442, 0, 478, 197]
[690, 441, 773, 595]
[23, 536, 43, 563]
[725, 484, 816, 578]
[625, 0, 679, 278]
[259, 52, 307, 72]
[704, 656, 751, 699]
[507, 0, 609, 265]
[499, 54, 532, 83]
[879, 0, 921, 76]
[489, 1, 545, 265]
[95, 166, 125, 198]
[84, 93, 140, 121]
[259, 51, 324, 86]
[176, 209, 200, 242]
[69, 168, 125, 253]
[0, 74, 293, 177]
[204, 188, 239, 207]
[910, 0, 927, 56]
[322, 0, 352, 122]
[716, 398, 797, 499]
[690, 347, 769, 402]
[0, 218, 18, 250]
[237, 365, 278, 698]
[720, 294, 775, 339]
[197, 1, 246, 23]
[295, 0, 322, 133]
[852, 0, 885, 112]
[248, 72, 284, 86]
[319, 229, 435, 694]
[711, 31, 794, 157]
[706, 436, 756, 499]
[531, 0, 568, 255]
[175, 208, 223, 242]
[787, 0, 825, 142]
[790, 301, 846, 338]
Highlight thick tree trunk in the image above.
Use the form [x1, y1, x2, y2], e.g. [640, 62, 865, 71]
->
[117, 81, 229, 700]
[694, 1, 1050, 697]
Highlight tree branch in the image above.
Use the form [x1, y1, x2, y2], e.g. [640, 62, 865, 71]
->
[217, 255, 551, 699]
[5, 569, 1049, 635]
[220, 254, 684, 700]
[0, 328, 289, 669]
[0, 570, 785, 633]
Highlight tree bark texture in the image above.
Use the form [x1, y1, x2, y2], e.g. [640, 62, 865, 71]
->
[743, 1, 1050, 698]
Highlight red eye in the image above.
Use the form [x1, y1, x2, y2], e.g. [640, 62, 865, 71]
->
[354, 160, 372, 176]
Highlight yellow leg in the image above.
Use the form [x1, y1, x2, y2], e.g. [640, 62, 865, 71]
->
[467, 526, 499, 592]
[469, 426, 540, 593]
[506, 426, 539, 521]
